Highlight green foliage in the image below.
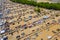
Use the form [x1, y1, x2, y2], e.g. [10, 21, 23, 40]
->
[34, 7, 40, 12]
[10, 0, 60, 10]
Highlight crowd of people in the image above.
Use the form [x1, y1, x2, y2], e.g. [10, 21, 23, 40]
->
[0, 0, 60, 40]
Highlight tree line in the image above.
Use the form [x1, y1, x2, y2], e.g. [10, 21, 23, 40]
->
[10, 0, 60, 10]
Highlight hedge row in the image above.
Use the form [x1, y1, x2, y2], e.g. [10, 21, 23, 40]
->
[10, 0, 60, 10]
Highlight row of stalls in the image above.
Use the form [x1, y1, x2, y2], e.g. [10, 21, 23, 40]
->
[0, 0, 7, 34]
[0, 19, 7, 40]
[18, 15, 49, 31]
[0, 19, 6, 34]
[0, 0, 8, 40]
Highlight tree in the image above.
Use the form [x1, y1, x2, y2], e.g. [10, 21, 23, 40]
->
[10, 0, 60, 10]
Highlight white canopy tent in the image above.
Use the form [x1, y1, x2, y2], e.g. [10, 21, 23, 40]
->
[0, 30, 5, 34]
